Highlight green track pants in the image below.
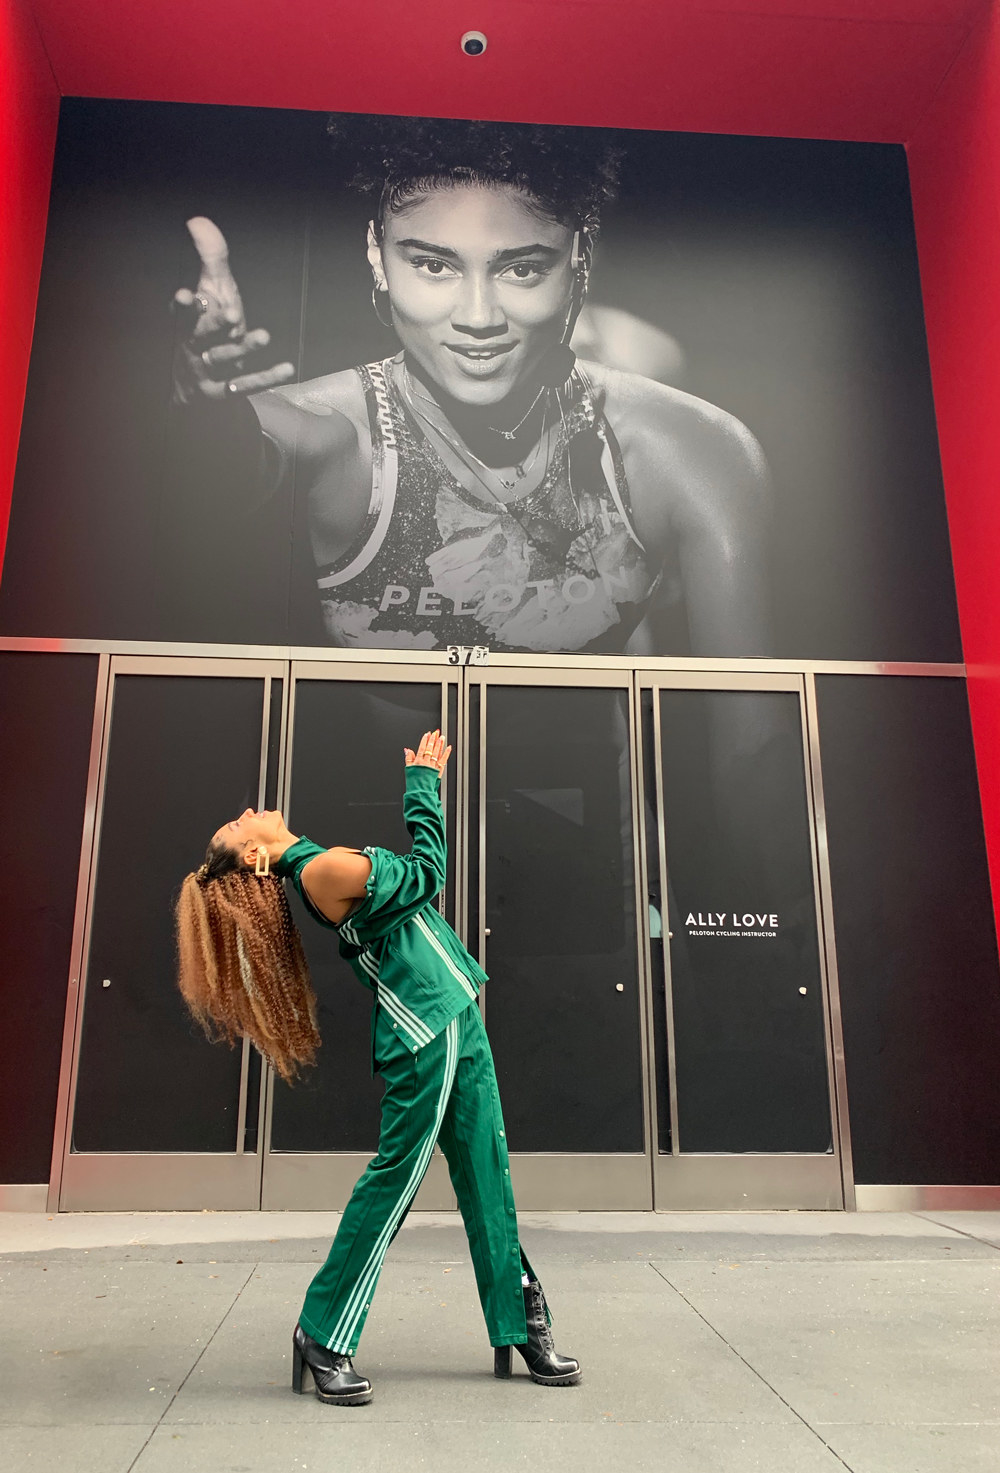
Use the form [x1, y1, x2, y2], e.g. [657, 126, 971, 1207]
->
[298, 1000, 530, 1356]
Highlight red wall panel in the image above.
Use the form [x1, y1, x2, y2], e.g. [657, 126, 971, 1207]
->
[0, 0, 59, 569]
[24, 0, 974, 141]
[909, 4, 1000, 923]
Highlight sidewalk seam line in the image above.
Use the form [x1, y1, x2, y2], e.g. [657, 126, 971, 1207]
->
[911, 1212, 1000, 1254]
[647, 1262, 859, 1472]
[124, 1262, 258, 1472]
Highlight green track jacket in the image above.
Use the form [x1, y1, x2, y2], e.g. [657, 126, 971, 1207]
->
[274, 764, 487, 1057]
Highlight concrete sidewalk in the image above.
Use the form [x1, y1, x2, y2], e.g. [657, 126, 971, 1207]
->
[2, 1209, 999, 1472]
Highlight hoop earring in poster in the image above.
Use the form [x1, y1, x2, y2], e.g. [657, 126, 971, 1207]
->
[371, 285, 394, 329]
[539, 229, 591, 389]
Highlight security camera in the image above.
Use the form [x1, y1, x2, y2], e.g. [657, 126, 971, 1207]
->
[461, 31, 488, 56]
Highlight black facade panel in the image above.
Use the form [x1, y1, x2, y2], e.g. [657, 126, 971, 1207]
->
[0, 652, 99, 1182]
[817, 675, 1000, 1184]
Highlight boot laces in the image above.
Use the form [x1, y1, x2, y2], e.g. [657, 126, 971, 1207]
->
[528, 1282, 554, 1352]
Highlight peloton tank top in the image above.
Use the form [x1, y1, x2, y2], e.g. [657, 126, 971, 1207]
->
[315, 359, 659, 654]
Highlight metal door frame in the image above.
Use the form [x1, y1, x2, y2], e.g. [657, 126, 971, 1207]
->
[636, 668, 853, 1211]
[48, 649, 854, 1214]
[49, 654, 287, 1212]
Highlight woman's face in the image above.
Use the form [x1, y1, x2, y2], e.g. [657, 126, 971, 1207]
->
[374, 183, 577, 407]
[211, 808, 290, 865]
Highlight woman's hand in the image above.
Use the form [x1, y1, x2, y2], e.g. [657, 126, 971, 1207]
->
[404, 730, 452, 776]
[171, 217, 296, 406]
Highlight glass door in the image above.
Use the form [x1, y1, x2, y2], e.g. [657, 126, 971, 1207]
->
[55, 656, 285, 1211]
[638, 671, 846, 1209]
[464, 667, 653, 1209]
[260, 662, 460, 1209]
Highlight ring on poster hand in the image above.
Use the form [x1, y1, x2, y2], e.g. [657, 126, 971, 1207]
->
[201, 349, 213, 367]
[194, 293, 210, 315]
[371, 286, 394, 329]
[225, 380, 240, 396]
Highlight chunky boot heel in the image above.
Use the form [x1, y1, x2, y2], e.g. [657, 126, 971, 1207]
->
[517, 1280, 582, 1387]
[494, 1346, 513, 1379]
[291, 1324, 373, 1406]
[291, 1342, 309, 1394]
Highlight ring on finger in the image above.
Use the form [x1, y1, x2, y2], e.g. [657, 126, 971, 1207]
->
[225, 380, 240, 396]
[194, 293, 210, 315]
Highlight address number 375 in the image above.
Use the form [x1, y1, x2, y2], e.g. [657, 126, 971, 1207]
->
[446, 645, 490, 666]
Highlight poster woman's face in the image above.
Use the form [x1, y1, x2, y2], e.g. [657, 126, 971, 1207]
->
[374, 183, 576, 406]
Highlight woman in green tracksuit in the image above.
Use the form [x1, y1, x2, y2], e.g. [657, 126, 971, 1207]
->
[175, 729, 580, 1406]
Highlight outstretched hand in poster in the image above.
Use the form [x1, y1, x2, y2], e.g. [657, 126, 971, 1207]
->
[172, 217, 296, 405]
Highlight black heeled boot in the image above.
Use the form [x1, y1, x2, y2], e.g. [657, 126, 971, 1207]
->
[291, 1323, 373, 1405]
[494, 1278, 582, 1386]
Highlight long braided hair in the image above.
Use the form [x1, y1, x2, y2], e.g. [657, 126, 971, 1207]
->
[174, 841, 320, 1082]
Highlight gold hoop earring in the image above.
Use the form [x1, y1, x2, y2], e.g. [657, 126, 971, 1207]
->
[255, 848, 270, 878]
[371, 287, 394, 329]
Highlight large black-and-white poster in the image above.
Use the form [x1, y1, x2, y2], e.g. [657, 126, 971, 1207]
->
[0, 101, 960, 659]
